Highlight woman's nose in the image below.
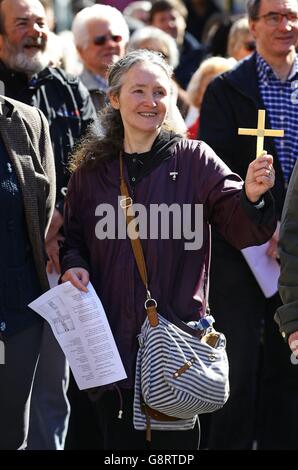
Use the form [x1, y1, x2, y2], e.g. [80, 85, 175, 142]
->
[143, 95, 157, 106]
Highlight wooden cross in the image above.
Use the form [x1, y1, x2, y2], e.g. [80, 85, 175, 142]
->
[238, 109, 284, 158]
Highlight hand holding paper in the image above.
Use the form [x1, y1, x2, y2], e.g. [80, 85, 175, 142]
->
[29, 282, 127, 389]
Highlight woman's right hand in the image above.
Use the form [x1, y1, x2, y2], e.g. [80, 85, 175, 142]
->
[61, 267, 89, 292]
[288, 331, 298, 354]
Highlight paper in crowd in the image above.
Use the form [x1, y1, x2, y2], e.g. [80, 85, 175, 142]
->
[47, 268, 60, 288]
[241, 242, 280, 298]
[29, 281, 127, 389]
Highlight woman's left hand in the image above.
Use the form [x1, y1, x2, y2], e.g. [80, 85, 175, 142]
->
[245, 153, 275, 203]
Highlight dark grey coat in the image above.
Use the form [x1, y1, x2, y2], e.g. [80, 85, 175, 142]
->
[276, 160, 298, 337]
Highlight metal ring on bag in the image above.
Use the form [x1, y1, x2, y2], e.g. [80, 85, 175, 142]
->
[144, 298, 157, 309]
[208, 354, 216, 362]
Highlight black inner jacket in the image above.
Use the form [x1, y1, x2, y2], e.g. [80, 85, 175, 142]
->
[123, 130, 182, 187]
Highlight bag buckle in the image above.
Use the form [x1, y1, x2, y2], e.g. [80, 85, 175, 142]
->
[144, 290, 157, 309]
[144, 290, 159, 327]
[120, 196, 133, 209]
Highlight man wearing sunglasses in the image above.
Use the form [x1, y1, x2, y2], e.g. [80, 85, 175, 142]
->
[199, 0, 298, 450]
[72, 4, 129, 112]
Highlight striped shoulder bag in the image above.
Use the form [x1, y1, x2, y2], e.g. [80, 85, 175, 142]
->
[119, 155, 230, 442]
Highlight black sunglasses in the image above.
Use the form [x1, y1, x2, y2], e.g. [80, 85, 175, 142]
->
[93, 34, 122, 46]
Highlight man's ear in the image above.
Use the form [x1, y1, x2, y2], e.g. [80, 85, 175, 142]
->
[249, 19, 257, 38]
[76, 45, 83, 57]
[109, 92, 120, 109]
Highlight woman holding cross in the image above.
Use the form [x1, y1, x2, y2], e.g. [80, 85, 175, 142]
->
[59, 50, 276, 450]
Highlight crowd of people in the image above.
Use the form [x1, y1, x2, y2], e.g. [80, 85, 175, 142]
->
[0, 0, 298, 451]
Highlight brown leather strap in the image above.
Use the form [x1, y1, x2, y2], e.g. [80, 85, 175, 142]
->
[141, 398, 182, 422]
[119, 156, 148, 289]
[145, 413, 151, 443]
[119, 154, 159, 327]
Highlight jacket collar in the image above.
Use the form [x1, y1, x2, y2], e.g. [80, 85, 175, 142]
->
[94, 131, 181, 190]
[0, 96, 13, 118]
[0, 60, 53, 89]
[0, 59, 28, 84]
[0, 97, 41, 259]
[223, 53, 260, 105]
[122, 130, 182, 185]
[0, 97, 38, 175]
[80, 68, 108, 92]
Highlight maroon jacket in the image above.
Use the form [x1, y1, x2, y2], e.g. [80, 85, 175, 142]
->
[61, 139, 276, 387]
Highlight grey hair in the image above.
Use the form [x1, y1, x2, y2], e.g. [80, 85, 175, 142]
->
[127, 26, 179, 69]
[246, 0, 298, 20]
[123, 1, 151, 18]
[72, 4, 130, 50]
[108, 48, 173, 96]
[246, 0, 262, 20]
[69, 50, 184, 171]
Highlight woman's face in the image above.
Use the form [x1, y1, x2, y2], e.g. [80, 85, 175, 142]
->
[109, 61, 171, 138]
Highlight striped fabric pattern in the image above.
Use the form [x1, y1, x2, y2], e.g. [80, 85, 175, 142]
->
[256, 53, 298, 184]
[133, 314, 229, 431]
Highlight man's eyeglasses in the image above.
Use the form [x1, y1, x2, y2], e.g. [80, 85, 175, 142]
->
[93, 34, 122, 46]
[255, 11, 298, 27]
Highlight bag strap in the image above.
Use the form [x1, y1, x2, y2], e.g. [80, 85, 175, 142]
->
[119, 154, 159, 327]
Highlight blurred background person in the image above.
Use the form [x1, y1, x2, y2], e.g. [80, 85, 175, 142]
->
[72, 3, 129, 111]
[149, 0, 206, 89]
[97, 0, 132, 11]
[186, 56, 236, 138]
[123, 0, 152, 24]
[128, 25, 188, 128]
[41, 0, 56, 30]
[56, 29, 82, 75]
[72, 0, 95, 16]
[128, 25, 179, 68]
[202, 11, 235, 57]
[227, 16, 256, 61]
[185, 0, 222, 42]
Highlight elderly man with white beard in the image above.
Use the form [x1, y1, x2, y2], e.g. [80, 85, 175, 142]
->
[0, 0, 96, 450]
